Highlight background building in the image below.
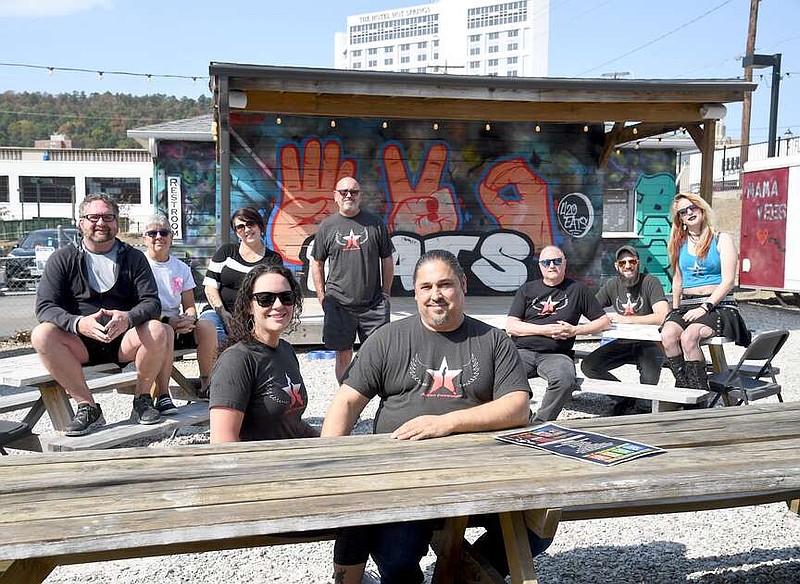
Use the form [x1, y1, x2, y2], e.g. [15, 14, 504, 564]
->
[334, 0, 549, 77]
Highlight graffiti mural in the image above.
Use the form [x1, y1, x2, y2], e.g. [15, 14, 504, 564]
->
[156, 116, 678, 296]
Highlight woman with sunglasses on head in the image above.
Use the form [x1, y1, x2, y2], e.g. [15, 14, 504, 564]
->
[200, 207, 282, 347]
[209, 263, 318, 443]
[661, 193, 750, 391]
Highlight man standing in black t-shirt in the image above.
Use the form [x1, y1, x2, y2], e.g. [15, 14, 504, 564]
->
[322, 250, 548, 584]
[311, 176, 395, 382]
[581, 245, 669, 415]
[507, 245, 610, 422]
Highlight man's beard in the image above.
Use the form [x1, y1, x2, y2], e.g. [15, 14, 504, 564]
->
[620, 272, 640, 287]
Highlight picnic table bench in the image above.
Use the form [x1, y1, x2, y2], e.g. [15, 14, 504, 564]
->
[2, 402, 799, 584]
[0, 349, 207, 452]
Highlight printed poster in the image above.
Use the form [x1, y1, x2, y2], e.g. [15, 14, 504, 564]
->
[496, 423, 665, 466]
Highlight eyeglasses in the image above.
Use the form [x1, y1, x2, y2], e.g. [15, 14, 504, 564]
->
[539, 258, 564, 268]
[81, 213, 117, 223]
[617, 258, 639, 268]
[144, 229, 171, 238]
[337, 189, 361, 197]
[676, 204, 701, 218]
[234, 219, 260, 232]
[251, 290, 296, 307]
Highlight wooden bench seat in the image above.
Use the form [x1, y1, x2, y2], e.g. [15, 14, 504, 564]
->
[40, 401, 209, 452]
[573, 377, 711, 412]
[0, 389, 41, 414]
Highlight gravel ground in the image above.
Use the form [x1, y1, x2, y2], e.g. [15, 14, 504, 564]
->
[3, 299, 800, 583]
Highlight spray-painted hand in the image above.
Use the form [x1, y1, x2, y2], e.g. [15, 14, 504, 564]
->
[272, 139, 357, 265]
[477, 158, 553, 252]
[384, 143, 460, 234]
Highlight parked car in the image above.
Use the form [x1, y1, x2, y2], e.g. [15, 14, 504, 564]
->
[3, 228, 79, 291]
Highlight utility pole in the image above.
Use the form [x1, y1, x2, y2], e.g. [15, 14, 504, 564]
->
[740, 0, 759, 165]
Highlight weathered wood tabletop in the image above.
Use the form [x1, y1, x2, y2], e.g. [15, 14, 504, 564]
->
[2, 402, 799, 584]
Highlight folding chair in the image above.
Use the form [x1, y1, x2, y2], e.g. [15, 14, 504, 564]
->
[707, 330, 789, 407]
[0, 419, 32, 455]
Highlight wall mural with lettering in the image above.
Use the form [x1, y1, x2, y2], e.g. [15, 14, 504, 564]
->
[219, 113, 677, 295]
[148, 119, 677, 295]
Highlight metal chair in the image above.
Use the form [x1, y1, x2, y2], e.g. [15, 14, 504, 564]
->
[0, 419, 32, 455]
[707, 330, 789, 407]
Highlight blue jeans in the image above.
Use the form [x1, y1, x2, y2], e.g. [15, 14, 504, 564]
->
[198, 310, 227, 344]
[334, 516, 552, 583]
[517, 349, 578, 422]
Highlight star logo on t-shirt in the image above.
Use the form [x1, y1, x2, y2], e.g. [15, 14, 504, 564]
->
[620, 293, 639, 316]
[422, 357, 462, 398]
[343, 230, 362, 251]
[533, 294, 568, 316]
[282, 374, 304, 413]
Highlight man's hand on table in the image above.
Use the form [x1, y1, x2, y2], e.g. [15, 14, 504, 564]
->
[391, 415, 455, 441]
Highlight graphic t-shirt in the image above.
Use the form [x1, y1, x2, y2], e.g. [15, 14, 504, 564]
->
[507, 278, 605, 354]
[209, 340, 315, 441]
[595, 274, 667, 317]
[344, 315, 530, 434]
[311, 210, 394, 308]
[146, 254, 195, 317]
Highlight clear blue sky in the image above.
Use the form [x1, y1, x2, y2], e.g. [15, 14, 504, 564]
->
[0, 0, 797, 144]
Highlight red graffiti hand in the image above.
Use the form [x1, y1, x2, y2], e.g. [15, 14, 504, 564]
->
[477, 158, 553, 252]
[272, 139, 357, 264]
[384, 143, 459, 234]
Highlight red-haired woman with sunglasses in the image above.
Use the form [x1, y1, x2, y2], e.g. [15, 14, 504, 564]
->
[209, 263, 318, 442]
[660, 193, 750, 391]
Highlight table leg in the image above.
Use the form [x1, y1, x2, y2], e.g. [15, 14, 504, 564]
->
[0, 558, 57, 584]
[524, 508, 562, 539]
[707, 345, 728, 374]
[788, 499, 800, 515]
[431, 516, 468, 584]
[499, 511, 538, 584]
[38, 381, 74, 432]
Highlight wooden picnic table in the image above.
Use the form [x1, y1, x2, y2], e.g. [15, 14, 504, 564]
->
[2, 402, 799, 584]
[0, 350, 202, 452]
[602, 323, 731, 373]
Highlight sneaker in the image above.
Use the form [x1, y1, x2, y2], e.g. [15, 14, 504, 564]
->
[131, 394, 161, 425]
[154, 395, 179, 415]
[64, 403, 105, 437]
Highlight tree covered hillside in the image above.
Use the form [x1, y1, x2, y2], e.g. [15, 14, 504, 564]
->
[0, 91, 212, 149]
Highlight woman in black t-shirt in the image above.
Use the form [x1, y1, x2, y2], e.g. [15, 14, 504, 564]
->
[208, 263, 317, 442]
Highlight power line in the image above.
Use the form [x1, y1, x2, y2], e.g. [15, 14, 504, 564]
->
[574, 0, 735, 77]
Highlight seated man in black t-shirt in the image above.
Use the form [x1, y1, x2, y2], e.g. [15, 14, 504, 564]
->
[506, 245, 610, 423]
[322, 249, 548, 584]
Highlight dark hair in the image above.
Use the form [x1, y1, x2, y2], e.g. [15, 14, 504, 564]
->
[224, 263, 303, 348]
[230, 207, 265, 232]
[412, 249, 466, 284]
[80, 193, 120, 217]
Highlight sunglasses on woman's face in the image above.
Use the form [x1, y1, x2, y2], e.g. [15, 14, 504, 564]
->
[251, 290, 295, 307]
[234, 219, 260, 232]
[676, 203, 701, 218]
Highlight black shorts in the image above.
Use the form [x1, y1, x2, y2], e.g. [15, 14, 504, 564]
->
[174, 332, 198, 351]
[322, 297, 390, 351]
[80, 334, 129, 368]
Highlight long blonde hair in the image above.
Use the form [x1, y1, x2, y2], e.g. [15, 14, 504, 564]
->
[667, 193, 714, 268]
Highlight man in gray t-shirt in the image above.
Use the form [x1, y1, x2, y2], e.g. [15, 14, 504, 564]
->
[311, 176, 394, 382]
[322, 250, 548, 584]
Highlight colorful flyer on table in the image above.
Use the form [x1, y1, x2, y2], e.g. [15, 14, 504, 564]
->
[495, 423, 665, 466]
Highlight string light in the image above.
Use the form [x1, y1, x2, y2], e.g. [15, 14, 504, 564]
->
[381, 121, 388, 129]
[534, 124, 541, 132]
[485, 123, 491, 131]
[276, 116, 282, 125]
[583, 125, 589, 132]
[97, 71, 103, 81]
[432, 122, 439, 130]
[0, 61, 204, 83]
[330, 119, 336, 128]
[632, 127, 638, 135]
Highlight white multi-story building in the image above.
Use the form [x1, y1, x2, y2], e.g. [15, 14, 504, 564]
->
[334, 0, 549, 77]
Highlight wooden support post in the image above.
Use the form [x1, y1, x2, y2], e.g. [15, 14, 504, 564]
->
[523, 508, 562, 539]
[432, 516, 469, 584]
[499, 511, 538, 584]
[788, 499, 800, 515]
[38, 381, 73, 432]
[0, 558, 58, 584]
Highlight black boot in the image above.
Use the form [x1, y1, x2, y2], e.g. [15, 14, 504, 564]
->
[684, 360, 710, 391]
[665, 355, 688, 388]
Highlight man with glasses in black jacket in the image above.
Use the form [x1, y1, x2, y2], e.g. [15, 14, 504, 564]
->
[506, 245, 610, 422]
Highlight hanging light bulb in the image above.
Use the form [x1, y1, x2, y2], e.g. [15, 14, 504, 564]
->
[276, 116, 282, 125]
[47, 67, 54, 75]
[330, 119, 336, 128]
[583, 125, 589, 132]
[381, 121, 388, 129]
[432, 122, 439, 131]
[485, 123, 491, 131]
[97, 71, 104, 81]
[632, 127, 638, 135]
[146, 74, 153, 82]
[534, 124, 541, 132]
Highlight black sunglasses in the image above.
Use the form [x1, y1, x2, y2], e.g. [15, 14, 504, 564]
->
[676, 204, 701, 218]
[145, 229, 171, 238]
[234, 219, 260, 232]
[251, 291, 296, 307]
[337, 189, 361, 197]
[539, 258, 564, 267]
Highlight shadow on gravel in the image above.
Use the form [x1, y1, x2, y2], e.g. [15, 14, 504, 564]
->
[530, 541, 800, 583]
